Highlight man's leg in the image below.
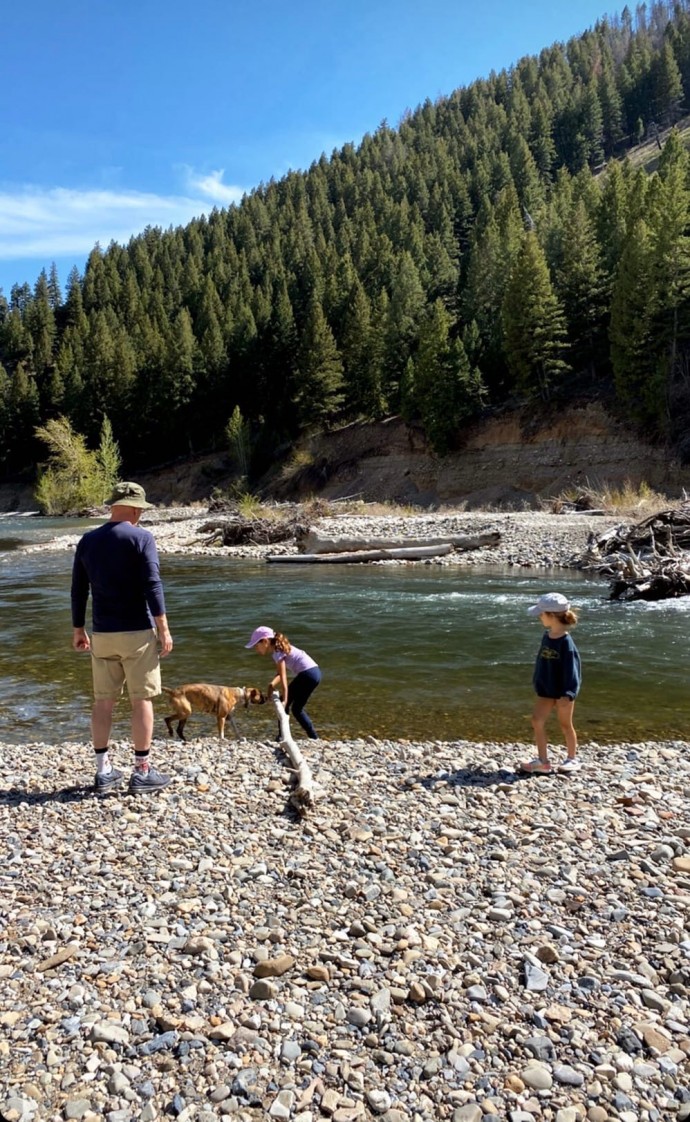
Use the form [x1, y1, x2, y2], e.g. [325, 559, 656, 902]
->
[89, 636, 126, 792]
[92, 698, 117, 751]
[131, 697, 154, 753]
[124, 631, 170, 793]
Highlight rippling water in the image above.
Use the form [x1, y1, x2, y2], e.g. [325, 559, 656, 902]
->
[1, 516, 689, 745]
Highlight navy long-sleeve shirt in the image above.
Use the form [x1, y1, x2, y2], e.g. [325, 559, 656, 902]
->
[532, 631, 581, 700]
[71, 520, 166, 633]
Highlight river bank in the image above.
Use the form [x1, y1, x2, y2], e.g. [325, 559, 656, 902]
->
[2, 734, 690, 1122]
[21, 505, 624, 569]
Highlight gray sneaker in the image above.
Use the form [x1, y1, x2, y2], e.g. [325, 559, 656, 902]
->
[94, 767, 124, 795]
[128, 766, 171, 794]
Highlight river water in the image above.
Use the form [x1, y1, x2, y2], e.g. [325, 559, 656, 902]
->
[1, 515, 688, 746]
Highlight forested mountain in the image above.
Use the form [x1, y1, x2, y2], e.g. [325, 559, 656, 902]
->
[2, 1, 690, 480]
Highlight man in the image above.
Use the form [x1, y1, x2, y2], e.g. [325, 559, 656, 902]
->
[71, 481, 173, 795]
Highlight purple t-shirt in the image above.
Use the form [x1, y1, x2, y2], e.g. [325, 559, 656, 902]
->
[71, 520, 166, 632]
[273, 644, 317, 675]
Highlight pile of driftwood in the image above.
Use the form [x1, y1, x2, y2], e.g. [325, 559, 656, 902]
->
[198, 515, 309, 547]
[572, 506, 690, 601]
[269, 528, 501, 564]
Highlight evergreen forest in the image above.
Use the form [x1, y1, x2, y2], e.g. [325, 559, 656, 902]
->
[3, 1, 690, 480]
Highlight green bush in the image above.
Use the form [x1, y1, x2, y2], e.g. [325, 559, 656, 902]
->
[35, 416, 122, 515]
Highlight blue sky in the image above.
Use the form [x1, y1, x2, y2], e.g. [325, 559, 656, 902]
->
[1, 0, 615, 298]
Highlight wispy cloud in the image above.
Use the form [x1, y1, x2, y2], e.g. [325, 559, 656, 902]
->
[183, 168, 246, 205]
[0, 170, 248, 261]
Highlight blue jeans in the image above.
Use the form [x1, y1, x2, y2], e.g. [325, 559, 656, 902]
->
[286, 667, 322, 738]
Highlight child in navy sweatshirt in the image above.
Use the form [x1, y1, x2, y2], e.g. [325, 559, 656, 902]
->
[518, 592, 581, 776]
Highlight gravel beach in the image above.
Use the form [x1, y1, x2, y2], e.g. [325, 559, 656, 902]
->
[6, 506, 686, 1122]
[24, 506, 624, 569]
[2, 735, 690, 1122]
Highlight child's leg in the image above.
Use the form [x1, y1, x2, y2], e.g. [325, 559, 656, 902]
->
[556, 698, 577, 758]
[531, 697, 556, 762]
[286, 671, 320, 739]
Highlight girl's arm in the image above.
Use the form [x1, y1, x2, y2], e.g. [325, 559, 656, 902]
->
[277, 659, 288, 704]
[561, 639, 581, 699]
[268, 658, 289, 704]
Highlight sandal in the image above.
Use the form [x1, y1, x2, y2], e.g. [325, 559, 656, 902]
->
[518, 758, 553, 775]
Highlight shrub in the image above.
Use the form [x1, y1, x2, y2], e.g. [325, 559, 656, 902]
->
[34, 416, 121, 514]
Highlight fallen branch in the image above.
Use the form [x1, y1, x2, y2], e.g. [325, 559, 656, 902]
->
[271, 692, 316, 811]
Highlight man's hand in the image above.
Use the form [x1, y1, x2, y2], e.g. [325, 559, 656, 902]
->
[157, 627, 173, 657]
[73, 627, 90, 652]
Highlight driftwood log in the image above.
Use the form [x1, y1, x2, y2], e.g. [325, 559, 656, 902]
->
[571, 505, 690, 601]
[297, 530, 501, 554]
[268, 544, 454, 564]
[271, 692, 316, 811]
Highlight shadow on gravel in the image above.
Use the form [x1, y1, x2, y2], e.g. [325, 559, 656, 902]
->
[0, 783, 95, 806]
[419, 767, 533, 789]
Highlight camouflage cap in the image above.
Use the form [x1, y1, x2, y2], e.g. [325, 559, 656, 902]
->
[105, 481, 154, 509]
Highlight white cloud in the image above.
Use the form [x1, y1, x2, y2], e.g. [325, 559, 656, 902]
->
[184, 168, 246, 205]
[0, 171, 248, 261]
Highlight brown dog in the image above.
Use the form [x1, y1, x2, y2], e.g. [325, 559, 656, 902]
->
[162, 684, 266, 741]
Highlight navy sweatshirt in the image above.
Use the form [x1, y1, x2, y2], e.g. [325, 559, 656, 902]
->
[71, 520, 166, 632]
[532, 631, 581, 700]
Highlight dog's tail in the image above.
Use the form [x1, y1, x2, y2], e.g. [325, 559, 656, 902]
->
[161, 686, 176, 697]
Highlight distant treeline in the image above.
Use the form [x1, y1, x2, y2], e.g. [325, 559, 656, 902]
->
[2, 0, 690, 477]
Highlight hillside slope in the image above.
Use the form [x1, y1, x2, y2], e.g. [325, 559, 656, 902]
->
[263, 403, 689, 509]
[1, 404, 685, 513]
[129, 403, 688, 510]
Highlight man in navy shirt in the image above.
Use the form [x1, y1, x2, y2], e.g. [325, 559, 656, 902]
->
[71, 481, 173, 794]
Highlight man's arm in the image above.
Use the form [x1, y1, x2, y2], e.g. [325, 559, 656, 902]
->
[154, 613, 173, 657]
[70, 547, 91, 650]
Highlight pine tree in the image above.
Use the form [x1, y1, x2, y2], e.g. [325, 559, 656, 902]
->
[384, 251, 426, 407]
[502, 231, 570, 400]
[552, 198, 607, 374]
[414, 299, 486, 453]
[647, 132, 690, 419]
[653, 41, 683, 123]
[294, 298, 345, 430]
[341, 279, 384, 419]
[6, 362, 40, 469]
[610, 219, 664, 432]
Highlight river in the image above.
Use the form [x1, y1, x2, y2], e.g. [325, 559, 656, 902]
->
[0, 515, 688, 746]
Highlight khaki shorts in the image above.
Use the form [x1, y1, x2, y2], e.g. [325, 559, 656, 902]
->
[90, 629, 161, 701]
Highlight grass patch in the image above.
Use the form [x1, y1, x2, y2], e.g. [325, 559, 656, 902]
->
[550, 479, 670, 518]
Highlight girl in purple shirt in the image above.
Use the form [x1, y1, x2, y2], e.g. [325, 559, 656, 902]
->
[246, 626, 321, 739]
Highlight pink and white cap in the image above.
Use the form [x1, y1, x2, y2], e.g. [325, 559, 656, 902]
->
[245, 626, 275, 648]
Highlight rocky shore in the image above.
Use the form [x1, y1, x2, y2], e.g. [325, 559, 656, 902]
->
[2, 735, 690, 1122]
[23, 506, 624, 569]
[6, 505, 685, 1122]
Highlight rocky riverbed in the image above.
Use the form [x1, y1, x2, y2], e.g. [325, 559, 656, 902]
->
[2, 735, 690, 1122]
[23, 506, 624, 569]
